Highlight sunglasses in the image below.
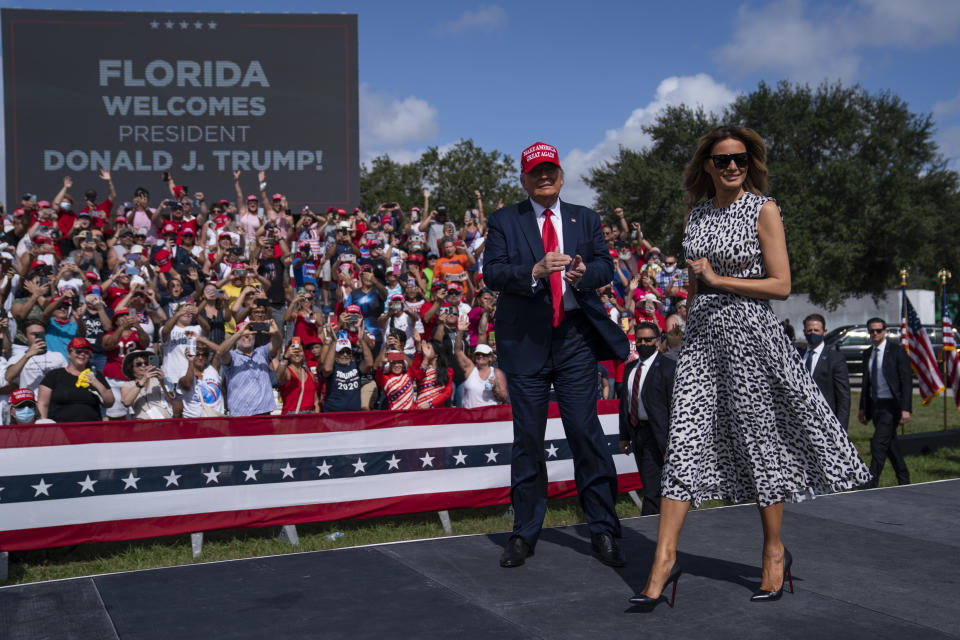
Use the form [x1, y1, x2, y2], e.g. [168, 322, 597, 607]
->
[868, 328, 885, 334]
[710, 152, 749, 170]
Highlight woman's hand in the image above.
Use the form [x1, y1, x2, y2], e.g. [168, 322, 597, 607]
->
[687, 258, 718, 286]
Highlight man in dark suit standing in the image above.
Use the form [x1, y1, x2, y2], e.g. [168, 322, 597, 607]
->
[802, 313, 851, 429]
[484, 142, 630, 568]
[617, 322, 676, 515]
[858, 317, 912, 486]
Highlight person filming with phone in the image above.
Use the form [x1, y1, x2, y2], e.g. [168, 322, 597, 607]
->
[216, 318, 282, 416]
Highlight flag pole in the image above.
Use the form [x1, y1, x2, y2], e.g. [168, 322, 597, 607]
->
[900, 269, 908, 436]
[940, 268, 952, 432]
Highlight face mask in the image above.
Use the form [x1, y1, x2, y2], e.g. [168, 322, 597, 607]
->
[636, 344, 658, 359]
[14, 407, 35, 422]
[61, 202, 72, 211]
[804, 332, 824, 347]
[664, 265, 676, 273]
[618, 251, 631, 261]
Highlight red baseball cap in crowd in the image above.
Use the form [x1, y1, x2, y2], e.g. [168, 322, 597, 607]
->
[162, 221, 179, 235]
[155, 249, 173, 273]
[246, 194, 258, 202]
[173, 185, 186, 197]
[410, 207, 420, 213]
[386, 351, 405, 363]
[521, 142, 561, 174]
[337, 208, 347, 216]
[84, 271, 100, 282]
[446, 282, 462, 293]
[214, 214, 231, 229]
[353, 207, 361, 213]
[345, 304, 362, 315]
[29, 260, 47, 270]
[327, 206, 336, 214]
[216, 199, 230, 207]
[230, 262, 246, 271]
[10, 388, 36, 406]
[37, 200, 51, 208]
[272, 193, 283, 201]
[68, 337, 93, 351]
[180, 226, 196, 236]
[431, 280, 446, 291]
[114, 306, 130, 316]
[389, 293, 404, 303]
[406, 253, 424, 263]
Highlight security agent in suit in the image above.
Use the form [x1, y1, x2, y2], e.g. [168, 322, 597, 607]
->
[802, 314, 850, 429]
[858, 317, 912, 486]
[617, 322, 676, 515]
[484, 142, 630, 569]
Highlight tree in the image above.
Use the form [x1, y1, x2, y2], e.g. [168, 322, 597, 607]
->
[418, 139, 525, 223]
[359, 155, 425, 214]
[587, 81, 960, 307]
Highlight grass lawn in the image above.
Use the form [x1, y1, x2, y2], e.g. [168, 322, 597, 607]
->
[5, 390, 959, 585]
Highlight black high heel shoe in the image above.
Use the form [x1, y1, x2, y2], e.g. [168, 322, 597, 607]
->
[751, 547, 793, 602]
[629, 563, 682, 611]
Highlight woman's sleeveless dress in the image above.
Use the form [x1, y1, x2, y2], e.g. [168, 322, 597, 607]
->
[661, 192, 871, 507]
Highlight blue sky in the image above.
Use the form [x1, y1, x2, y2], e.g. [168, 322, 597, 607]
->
[3, 0, 960, 205]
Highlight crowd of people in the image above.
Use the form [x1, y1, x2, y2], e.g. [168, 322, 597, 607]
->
[0, 169, 688, 423]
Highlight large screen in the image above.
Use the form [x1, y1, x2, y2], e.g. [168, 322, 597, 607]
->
[2, 9, 358, 209]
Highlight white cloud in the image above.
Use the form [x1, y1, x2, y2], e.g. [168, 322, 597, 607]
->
[936, 125, 960, 168]
[561, 74, 738, 206]
[434, 5, 508, 35]
[359, 83, 438, 150]
[714, 0, 960, 84]
[933, 92, 960, 116]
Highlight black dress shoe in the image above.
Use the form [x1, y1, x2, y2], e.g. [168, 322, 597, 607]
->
[591, 532, 626, 567]
[629, 563, 682, 611]
[500, 536, 533, 568]
[751, 548, 794, 602]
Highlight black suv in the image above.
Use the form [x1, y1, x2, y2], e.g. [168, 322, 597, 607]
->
[823, 323, 956, 376]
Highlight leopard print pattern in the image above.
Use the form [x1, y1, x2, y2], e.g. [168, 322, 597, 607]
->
[661, 192, 872, 507]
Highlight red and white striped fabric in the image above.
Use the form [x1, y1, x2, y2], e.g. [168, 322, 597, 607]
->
[942, 287, 960, 411]
[901, 291, 945, 405]
[0, 402, 640, 552]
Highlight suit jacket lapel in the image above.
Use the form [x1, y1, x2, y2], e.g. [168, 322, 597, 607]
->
[559, 200, 578, 259]
[518, 199, 545, 262]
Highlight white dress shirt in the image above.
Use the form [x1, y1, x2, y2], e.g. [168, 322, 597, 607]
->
[529, 198, 579, 311]
[624, 351, 658, 421]
[870, 341, 893, 399]
[804, 341, 824, 374]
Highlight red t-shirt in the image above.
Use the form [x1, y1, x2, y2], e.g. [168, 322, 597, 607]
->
[102, 329, 148, 380]
[279, 366, 317, 414]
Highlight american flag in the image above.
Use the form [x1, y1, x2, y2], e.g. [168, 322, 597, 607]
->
[0, 402, 640, 552]
[942, 284, 960, 411]
[900, 291, 945, 405]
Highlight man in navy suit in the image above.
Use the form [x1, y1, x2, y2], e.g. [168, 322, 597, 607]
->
[802, 313, 851, 429]
[484, 142, 630, 568]
[858, 317, 912, 486]
[617, 322, 676, 515]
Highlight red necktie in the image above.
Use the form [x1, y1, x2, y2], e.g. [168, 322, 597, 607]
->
[629, 360, 644, 426]
[542, 209, 564, 327]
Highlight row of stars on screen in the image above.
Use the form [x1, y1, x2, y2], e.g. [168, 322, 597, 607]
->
[1, 444, 564, 499]
[150, 20, 218, 30]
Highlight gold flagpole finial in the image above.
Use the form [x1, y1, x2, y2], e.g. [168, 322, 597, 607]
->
[938, 268, 952, 285]
[899, 268, 909, 287]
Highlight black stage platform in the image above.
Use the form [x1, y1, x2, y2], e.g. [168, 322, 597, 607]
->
[3, 480, 959, 639]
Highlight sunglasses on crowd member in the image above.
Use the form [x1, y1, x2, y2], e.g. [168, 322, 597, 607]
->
[664, 259, 677, 266]
[710, 152, 749, 170]
[868, 328, 885, 334]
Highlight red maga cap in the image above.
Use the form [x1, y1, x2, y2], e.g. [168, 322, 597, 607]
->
[271, 193, 283, 201]
[10, 388, 36, 406]
[345, 304, 362, 315]
[521, 142, 561, 174]
[68, 337, 93, 351]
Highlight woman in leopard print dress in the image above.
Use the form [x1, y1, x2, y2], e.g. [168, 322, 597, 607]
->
[632, 126, 871, 609]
